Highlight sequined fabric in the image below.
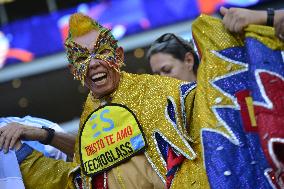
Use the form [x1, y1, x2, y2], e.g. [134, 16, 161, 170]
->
[75, 72, 209, 188]
[19, 15, 284, 189]
[245, 25, 284, 189]
[20, 151, 76, 189]
[64, 29, 121, 85]
[192, 14, 284, 189]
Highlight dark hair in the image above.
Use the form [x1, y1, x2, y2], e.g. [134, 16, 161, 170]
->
[147, 33, 199, 75]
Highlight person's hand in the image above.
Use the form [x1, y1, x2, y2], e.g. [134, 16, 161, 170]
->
[0, 122, 47, 153]
[14, 139, 23, 151]
[275, 15, 284, 41]
[220, 6, 266, 33]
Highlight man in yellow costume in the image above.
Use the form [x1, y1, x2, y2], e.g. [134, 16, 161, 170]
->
[2, 8, 284, 189]
[13, 13, 207, 189]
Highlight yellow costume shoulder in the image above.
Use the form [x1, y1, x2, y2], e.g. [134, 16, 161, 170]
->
[76, 72, 209, 188]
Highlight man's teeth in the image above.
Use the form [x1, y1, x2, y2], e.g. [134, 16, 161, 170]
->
[92, 73, 106, 80]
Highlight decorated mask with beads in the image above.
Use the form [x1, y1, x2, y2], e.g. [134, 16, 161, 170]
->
[64, 13, 124, 85]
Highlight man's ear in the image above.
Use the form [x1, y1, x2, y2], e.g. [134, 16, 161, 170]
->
[116, 47, 124, 62]
[184, 52, 194, 71]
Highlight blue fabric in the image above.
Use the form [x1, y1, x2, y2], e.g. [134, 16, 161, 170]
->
[154, 132, 169, 161]
[202, 43, 272, 188]
[245, 37, 284, 103]
[180, 82, 196, 96]
[0, 150, 25, 189]
[167, 99, 177, 125]
[23, 141, 45, 156]
[203, 109, 270, 188]
[0, 151, 22, 178]
[218, 46, 247, 63]
[15, 143, 34, 164]
[130, 134, 145, 151]
[0, 116, 56, 127]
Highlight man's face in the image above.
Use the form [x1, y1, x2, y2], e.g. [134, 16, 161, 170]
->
[71, 30, 120, 98]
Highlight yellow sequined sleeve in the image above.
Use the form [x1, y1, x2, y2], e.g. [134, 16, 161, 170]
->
[19, 94, 98, 189]
[192, 14, 244, 56]
[20, 150, 76, 189]
[170, 86, 210, 188]
[184, 87, 198, 141]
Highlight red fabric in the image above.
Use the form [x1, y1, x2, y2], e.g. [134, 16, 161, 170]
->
[253, 72, 284, 188]
[267, 169, 284, 189]
[166, 147, 185, 189]
[92, 172, 108, 189]
[254, 73, 284, 164]
[235, 72, 284, 188]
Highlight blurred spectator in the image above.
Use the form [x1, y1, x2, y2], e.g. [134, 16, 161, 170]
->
[0, 116, 70, 159]
[0, 116, 73, 189]
[147, 33, 199, 82]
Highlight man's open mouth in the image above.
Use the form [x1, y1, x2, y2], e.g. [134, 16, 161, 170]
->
[92, 72, 107, 85]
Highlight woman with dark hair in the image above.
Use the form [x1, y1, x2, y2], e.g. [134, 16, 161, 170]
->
[147, 33, 199, 82]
